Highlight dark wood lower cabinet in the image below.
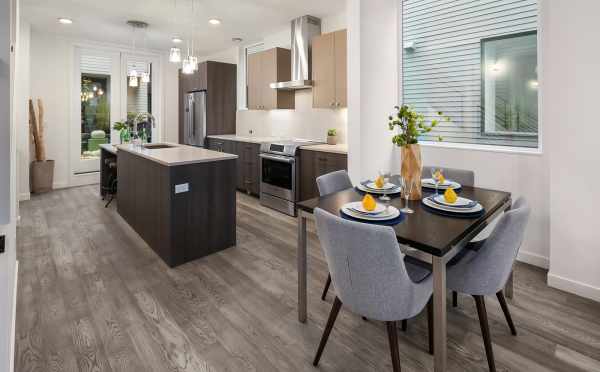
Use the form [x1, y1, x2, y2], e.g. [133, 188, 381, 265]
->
[299, 149, 348, 201]
[207, 138, 261, 196]
[117, 150, 237, 267]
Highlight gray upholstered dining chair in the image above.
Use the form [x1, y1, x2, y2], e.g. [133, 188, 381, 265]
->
[316, 170, 353, 302]
[446, 197, 530, 372]
[312, 208, 434, 372]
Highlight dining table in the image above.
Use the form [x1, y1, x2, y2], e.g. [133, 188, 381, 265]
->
[296, 184, 512, 372]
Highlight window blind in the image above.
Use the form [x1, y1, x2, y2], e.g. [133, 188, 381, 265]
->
[402, 0, 539, 148]
[80, 53, 112, 75]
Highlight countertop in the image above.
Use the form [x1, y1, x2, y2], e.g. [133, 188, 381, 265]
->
[207, 134, 285, 144]
[116, 143, 238, 167]
[99, 143, 118, 155]
[300, 143, 348, 155]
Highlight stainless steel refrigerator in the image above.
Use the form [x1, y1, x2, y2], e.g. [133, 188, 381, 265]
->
[184, 90, 207, 147]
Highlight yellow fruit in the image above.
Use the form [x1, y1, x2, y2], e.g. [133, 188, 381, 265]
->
[444, 188, 458, 204]
[375, 175, 385, 189]
[362, 194, 377, 211]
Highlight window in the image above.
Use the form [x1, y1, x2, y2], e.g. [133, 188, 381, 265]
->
[402, 0, 539, 148]
[80, 74, 110, 159]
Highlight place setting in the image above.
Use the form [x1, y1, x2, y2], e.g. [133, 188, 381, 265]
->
[421, 185, 485, 218]
[340, 194, 404, 225]
[356, 171, 402, 200]
[422, 167, 462, 192]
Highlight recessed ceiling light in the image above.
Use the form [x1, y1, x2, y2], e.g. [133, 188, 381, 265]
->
[58, 18, 73, 25]
[208, 18, 221, 25]
[172, 37, 183, 44]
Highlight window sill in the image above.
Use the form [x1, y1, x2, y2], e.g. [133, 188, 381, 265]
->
[419, 141, 543, 156]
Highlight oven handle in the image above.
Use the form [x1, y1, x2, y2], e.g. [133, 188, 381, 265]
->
[259, 153, 296, 164]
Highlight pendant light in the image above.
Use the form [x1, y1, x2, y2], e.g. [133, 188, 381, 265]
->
[169, 47, 182, 63]
[141, 71, 151, 83]
[126, 21, 149, 87]
[129, 75, 139, 87]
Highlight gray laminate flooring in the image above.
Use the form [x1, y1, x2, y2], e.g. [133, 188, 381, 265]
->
[15, 185, 600, 372]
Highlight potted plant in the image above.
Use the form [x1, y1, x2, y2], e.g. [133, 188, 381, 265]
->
[388, 105, 450, 200]
[29, 99, 55, 194]
[113, 120, 130, 144]
[327, 129, 337, 145]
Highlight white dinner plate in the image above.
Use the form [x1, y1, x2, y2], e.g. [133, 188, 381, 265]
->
[421, 178, 461, 190]
[365, 182, 397, 191]
[344, 201, 387, 215]
[341, 204, 401, 221]
[422, 197, 483, 213]
[432, 195, 476, 208]
[357, 183, 401, 194]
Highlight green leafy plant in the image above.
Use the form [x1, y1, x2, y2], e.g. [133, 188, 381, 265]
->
[388, 105, 450, 147]
[327, 129, 337, 137]
[112, 121, 129, 132]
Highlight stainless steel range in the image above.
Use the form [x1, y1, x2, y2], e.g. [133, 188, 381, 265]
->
[260, 139, 322, 216]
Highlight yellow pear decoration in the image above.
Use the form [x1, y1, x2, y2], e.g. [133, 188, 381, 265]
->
[444, 188, 458, 204]
[375, 175, 385, 189]
[362, 194, 377, 211]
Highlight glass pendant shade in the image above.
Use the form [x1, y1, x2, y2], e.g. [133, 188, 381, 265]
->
[190, 56, 198, 71]
[141, 72, 151, 83]
[182, 58, 194, 75]
[129, 68, 138, 78]
[169, 47, 182, 63]
[129, 75, 139, 87]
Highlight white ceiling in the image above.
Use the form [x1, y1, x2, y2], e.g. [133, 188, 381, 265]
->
[20, 0, 346, 55]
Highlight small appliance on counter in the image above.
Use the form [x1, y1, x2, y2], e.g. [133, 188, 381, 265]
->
[260, 139, 323, 216]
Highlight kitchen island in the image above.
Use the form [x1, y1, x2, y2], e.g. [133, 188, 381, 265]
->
[116, 143, 238, 267]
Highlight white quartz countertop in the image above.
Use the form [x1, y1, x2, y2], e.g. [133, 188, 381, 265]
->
[300, 143, 348, 155]
[99, 143, 118, 155]
[207, 134, 286, 144]
[116, 143, 238, 166]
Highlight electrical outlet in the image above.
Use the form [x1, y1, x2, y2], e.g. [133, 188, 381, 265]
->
[0, 235, 5, 254]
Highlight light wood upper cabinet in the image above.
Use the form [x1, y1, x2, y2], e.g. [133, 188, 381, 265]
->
[312, 29, 347, 109]
[247, 47, 294, 110]
[247, 52, 262, 110]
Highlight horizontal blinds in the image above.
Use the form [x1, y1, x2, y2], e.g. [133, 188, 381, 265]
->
[402, 0, 538, 147]
[80, 54, 112, 75]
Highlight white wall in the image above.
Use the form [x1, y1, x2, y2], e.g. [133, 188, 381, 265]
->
[545, 0, 600, 301]
[1, 0, 19, 370]
[15, 20, 29, 201]
[25, 31, 171, 189]
[347, 0, 399, 181]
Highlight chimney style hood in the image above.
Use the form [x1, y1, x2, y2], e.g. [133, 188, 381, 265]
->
[270, 15, 321, 90]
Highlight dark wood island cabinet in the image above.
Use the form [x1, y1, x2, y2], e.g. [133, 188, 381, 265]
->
[116, 143, 238, 267]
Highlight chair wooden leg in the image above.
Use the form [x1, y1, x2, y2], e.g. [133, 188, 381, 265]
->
[401, 319, 407, 332]
[496, 291, 517, 336]
[427, 297, 434, 355]
[386, 321, 402, 372]
[313, 297, 342, 366]
[321, 274, 332, 301]
[452, 291, 458, 307]
[473, 295, 496, 372]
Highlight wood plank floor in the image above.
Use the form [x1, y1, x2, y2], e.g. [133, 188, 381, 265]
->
[15, 185, 600, 372]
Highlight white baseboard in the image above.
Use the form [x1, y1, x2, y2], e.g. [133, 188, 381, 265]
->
[548, 272, 600, 303]
[9, 261, 18, 372]
[18, 192, 30, 201]
[517, 250, 549, 269]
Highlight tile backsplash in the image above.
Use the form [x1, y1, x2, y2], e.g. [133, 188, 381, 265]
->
[236, 89, 348, 143]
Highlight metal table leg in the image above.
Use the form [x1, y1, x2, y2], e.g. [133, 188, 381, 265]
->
[298, 212, 308, 323]
[433, 256, 447, 372]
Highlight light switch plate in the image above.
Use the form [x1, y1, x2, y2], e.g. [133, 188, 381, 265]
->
[174, 183, 190, 194]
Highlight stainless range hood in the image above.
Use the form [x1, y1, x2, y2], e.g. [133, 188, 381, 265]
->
[270, 15, 321, 90]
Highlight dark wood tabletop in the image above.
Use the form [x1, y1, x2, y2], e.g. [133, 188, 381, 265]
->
[297, 186, 511, 257]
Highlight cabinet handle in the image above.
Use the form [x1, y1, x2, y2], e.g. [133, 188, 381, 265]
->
[336, 102, 341, 107]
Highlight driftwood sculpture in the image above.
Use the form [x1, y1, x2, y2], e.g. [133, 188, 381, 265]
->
[29, 98, 54, 193]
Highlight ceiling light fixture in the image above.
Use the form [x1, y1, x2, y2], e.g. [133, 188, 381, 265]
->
[58, 18, 73, 25]
[208, 18, 221, 25]
[232, 37, 243, 42]
[141, 72, 151, 83]
[169, 47, 182, 63]
[172, 37, 183, 44]
[129, 75, 139, 87]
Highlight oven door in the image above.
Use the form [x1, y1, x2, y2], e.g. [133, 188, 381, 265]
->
[260, 153, 296, 201]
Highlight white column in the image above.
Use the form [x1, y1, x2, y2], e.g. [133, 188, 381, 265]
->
[347, 0, 400, 183]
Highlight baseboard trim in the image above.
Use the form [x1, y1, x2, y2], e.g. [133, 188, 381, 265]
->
[517, 250, 549, 269]
[18, 192, 30, 201]
[548, 272, 600, 303]
[9, 261, 18, 372]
